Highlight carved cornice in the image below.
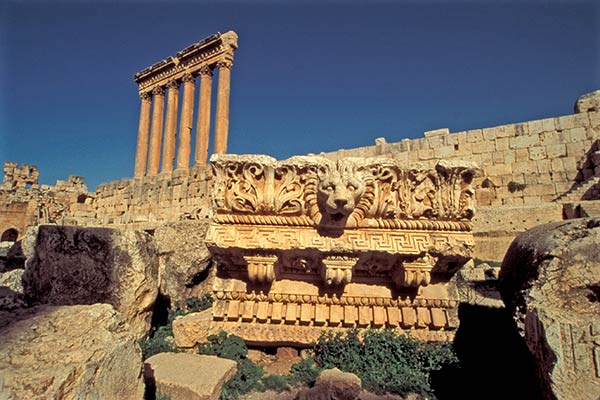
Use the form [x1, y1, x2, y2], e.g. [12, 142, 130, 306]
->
[134, 31, 237, 93]
[210, 155, 479, 229]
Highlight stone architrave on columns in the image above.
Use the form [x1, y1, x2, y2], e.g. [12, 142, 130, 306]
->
[213, 60, 233, 155]
[194, 66, 213, 166]
[161, 80, 180, 173]
[147, 86, 165, 176]
[134, 92, 152, 177]
[176, 74, 196, 170]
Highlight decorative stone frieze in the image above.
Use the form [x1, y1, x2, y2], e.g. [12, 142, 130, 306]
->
[201, 154, 478, 345]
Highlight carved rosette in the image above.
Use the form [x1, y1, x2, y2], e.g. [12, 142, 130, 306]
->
[244, 254, 277, 284]
[321, 256, 357, 286]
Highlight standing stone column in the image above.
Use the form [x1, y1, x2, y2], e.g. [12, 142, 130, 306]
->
[133, 92, 152, 177]
[161, 80, 180, 173]
[176, 74, 195, 170]
[213, 60, 232, 155]
[147, 86, 165, 176]
[194, 65, 213, 166]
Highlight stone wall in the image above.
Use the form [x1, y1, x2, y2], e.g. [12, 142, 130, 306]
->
[319, 112, 600, 206]
[0, 162, 92, 240]
[317, 110, 600, 261]
[92, 166, 211, 230]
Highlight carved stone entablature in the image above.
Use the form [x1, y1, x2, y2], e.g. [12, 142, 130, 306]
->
[134, 31, 238, 93]
[205, 154, 478, 343]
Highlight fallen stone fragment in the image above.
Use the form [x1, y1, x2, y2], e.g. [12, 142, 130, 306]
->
[0, 304, 145, 399]
[295, 368, 362, 400]
[144, 352, 237, 400]
[500, 217, 600, 400]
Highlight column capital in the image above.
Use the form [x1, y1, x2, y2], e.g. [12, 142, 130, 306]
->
[199, 65, 214, 77]
[152, 86, 165, 96]
[216, 60, 233, 70]
[182, 73, 195, 83]
[140, 92, 152, 102]
[166, 80, 180, 90]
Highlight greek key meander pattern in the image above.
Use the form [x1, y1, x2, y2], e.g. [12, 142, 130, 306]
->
[207, 225, 474, 254]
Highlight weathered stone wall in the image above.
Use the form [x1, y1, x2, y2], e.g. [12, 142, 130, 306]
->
[93, 166, 211, 230]
[0, 162, 92, 240]
[319, 111, 600, 206]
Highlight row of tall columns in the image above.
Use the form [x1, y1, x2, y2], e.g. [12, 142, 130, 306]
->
[133, 61, 232, 178]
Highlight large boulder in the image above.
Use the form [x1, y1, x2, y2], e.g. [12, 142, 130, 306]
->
[153, 221, 214, 308]
[22, 225, 159, 337]
[295, 368, 362, 400]
[144, 352, 237, 400]
[0, 268, 24, 293]
[0, 304, 145, 399]
[500, 217, 600, 400]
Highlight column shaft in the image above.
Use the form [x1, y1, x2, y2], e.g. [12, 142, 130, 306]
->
[133, 92, 152, 177]
[213, 60, 232, 155]
[194, 66, 213, 166]
[147, 87, 165, 176]
[161, 81, 179, 173]
[176, 74, 195, 170]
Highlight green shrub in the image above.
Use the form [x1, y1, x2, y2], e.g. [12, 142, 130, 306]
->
[289, 357, 322, 386]
[186, 294, 213, 313]
[197, 331, 248, 361]
[311, 329, 458, 398]
[255, 374, 291, 392]
[140, 308, 185, 359]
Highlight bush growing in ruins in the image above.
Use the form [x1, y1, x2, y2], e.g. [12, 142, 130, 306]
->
[185, 294, 213, 313]
[310, 329, 458, 398]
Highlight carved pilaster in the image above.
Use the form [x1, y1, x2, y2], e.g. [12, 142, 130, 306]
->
[321, 256, 356, 286]
[244, 254, 277, 284]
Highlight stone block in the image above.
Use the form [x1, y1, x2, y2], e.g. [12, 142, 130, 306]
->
[513, 162, 538, 175]
[486, 164, 513, 177]
[555, 115, 576, 130]
[546, 143, 567, 158]
[144, 353, 237, 400]
[510, 134, 540, 149]
[567, 127, 587, 142]
[495, 137, 510, 151]
[515, 123, 529, 136]
[515, 148, 530, 162]
[504, 150, 516, 165]
[472, 140, 493, 154]
[495, 124, 517, 138]
[573, 113, 591, 127]
[492, 151, 505, 165]
[522, 195, 541, 205]
[418, 149, 434, 160]
[528, 119, 545, 135]
[433, 145, 456, 158]
[529, 146, 547, 161]
[482, 127, 497, 141]
[566, 141, 586, 158]
[589, 111, 600, 126]
[467, 129, 484, 143]
[541, 118, 556, 133]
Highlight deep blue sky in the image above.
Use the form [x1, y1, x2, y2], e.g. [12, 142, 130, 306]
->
[1, 0, 599, 190]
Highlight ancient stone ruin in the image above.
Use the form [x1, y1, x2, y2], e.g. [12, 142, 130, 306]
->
[199, 155, 477, 344]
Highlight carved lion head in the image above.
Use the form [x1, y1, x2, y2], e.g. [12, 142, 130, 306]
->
[317, 163, 365, 222]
